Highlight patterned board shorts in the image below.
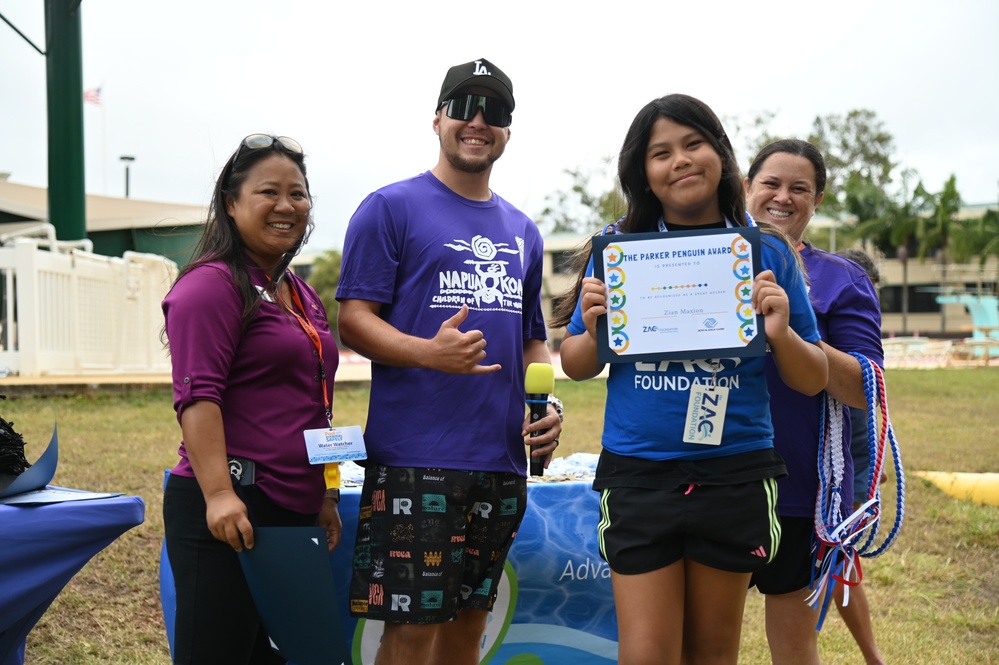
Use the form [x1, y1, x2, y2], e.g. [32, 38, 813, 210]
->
[349, 464, 527, 624]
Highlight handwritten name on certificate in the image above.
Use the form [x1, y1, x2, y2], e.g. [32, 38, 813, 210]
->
[592, 226, 766, 364]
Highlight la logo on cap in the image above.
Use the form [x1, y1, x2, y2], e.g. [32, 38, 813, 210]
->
[473, 60, 491, 76]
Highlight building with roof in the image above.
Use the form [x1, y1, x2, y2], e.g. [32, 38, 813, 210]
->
[0, 176, 205, 266]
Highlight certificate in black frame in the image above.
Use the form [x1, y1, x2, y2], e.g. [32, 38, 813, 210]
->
[591, 226, 766, 364]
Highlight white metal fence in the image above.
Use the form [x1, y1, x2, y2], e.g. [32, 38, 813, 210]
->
[0, 237, 178, 376]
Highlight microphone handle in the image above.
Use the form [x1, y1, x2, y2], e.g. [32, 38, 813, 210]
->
[527, 393, 549, 477]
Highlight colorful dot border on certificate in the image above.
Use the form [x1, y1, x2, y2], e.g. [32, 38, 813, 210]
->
[603, 234, 758, 355]
[604, 245, 630, 353]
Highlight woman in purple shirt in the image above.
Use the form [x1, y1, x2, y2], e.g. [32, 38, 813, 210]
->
[162, 134, 340, 664]
[746, 139, 885, 665]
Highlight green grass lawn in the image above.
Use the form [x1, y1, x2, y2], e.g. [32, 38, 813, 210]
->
[3, 368, 997, 664]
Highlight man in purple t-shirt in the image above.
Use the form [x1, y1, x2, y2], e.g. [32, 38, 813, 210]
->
[336, 58, 561, 665]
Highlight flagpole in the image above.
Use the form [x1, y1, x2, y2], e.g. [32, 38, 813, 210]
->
[101, 83, 106, 195]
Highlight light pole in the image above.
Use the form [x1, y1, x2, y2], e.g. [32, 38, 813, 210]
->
[897, 245, 909, 335]
[119, 155, 135, 198]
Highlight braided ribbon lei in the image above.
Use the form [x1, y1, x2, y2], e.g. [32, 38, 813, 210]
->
[806, 352, 906, 630]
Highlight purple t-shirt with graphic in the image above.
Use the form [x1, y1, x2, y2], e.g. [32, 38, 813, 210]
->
[766, 244, 883, 518]
[336, 171, 547, 474]
[163, 259, 339, 514]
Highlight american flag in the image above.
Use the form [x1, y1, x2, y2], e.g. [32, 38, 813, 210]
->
[83, 87, 101, 105]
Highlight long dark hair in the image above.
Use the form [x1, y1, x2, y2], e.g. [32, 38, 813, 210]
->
[618, 94, 746, 233]
[550, 94, 746, 328]
[174, 137, 313, 330]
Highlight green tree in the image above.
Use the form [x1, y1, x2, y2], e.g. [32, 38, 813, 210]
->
[724, 107, 898, 230]
[915, 174, 962, 267]
[305, 249, 343, 344]
[724, 109, 780, 167]
[808, 109, 896, 217]
[852, 168, 932, 257]
[953, 207, 999, 268]
[536, 165, 626, 235]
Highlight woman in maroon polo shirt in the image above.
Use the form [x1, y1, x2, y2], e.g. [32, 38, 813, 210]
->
[162, 134, 340, 664]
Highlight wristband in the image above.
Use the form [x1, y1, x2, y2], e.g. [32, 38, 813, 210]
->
[548, 395, 564, 423]
[324, 462, 340, 490]
[324, 488, 340, 503]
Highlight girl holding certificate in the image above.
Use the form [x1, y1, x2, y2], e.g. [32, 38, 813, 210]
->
[552, 94, 828, 665]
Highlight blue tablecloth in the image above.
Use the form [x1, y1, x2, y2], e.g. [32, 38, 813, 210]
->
[161, 480, 618, 664]
[0, 495, 146, 665]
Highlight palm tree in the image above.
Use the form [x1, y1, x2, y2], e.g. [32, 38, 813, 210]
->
[952, 208, 999, 269]
[852, 169, 930, 257]
[916, 175, 962, 265]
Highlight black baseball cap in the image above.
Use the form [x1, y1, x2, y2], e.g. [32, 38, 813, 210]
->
[436, 58, 515, 111]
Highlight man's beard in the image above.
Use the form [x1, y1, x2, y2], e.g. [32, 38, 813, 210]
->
[440, 136, 502, 174]
[446, 152, 492, 173]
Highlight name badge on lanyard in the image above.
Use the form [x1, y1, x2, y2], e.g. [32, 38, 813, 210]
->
[683, 385, 729, 445]
[276, 279, 367, 463]
[682, 360, 728, 445]
[305, 425, 367, 464]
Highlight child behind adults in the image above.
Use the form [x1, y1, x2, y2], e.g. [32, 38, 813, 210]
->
[551, 94, 828, 665]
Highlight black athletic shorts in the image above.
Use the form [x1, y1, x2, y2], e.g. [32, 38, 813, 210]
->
[349, 464, 527, 624]
[749, 515, 816, 594]
[597, 477, 781, 575]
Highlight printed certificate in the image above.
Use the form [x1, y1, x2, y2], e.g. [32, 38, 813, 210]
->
[592, 226, 766, 363]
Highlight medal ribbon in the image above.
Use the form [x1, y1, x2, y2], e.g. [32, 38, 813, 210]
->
[807, 353, 906, 630]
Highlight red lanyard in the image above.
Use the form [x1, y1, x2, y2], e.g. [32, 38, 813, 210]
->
[274, 278, 333, 427]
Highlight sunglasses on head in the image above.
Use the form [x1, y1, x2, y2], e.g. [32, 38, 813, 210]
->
[234, 134, 303, 162]
[442, 94, 512, 128]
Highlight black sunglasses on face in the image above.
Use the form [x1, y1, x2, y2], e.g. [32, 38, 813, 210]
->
[442, 94, 512, 128]
[233, 134, 304, 162]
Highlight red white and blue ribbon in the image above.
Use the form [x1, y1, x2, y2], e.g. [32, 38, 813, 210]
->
[807, 352, 905, 629]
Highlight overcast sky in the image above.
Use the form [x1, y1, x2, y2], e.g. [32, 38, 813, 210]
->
[2, 0, 997, 251]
